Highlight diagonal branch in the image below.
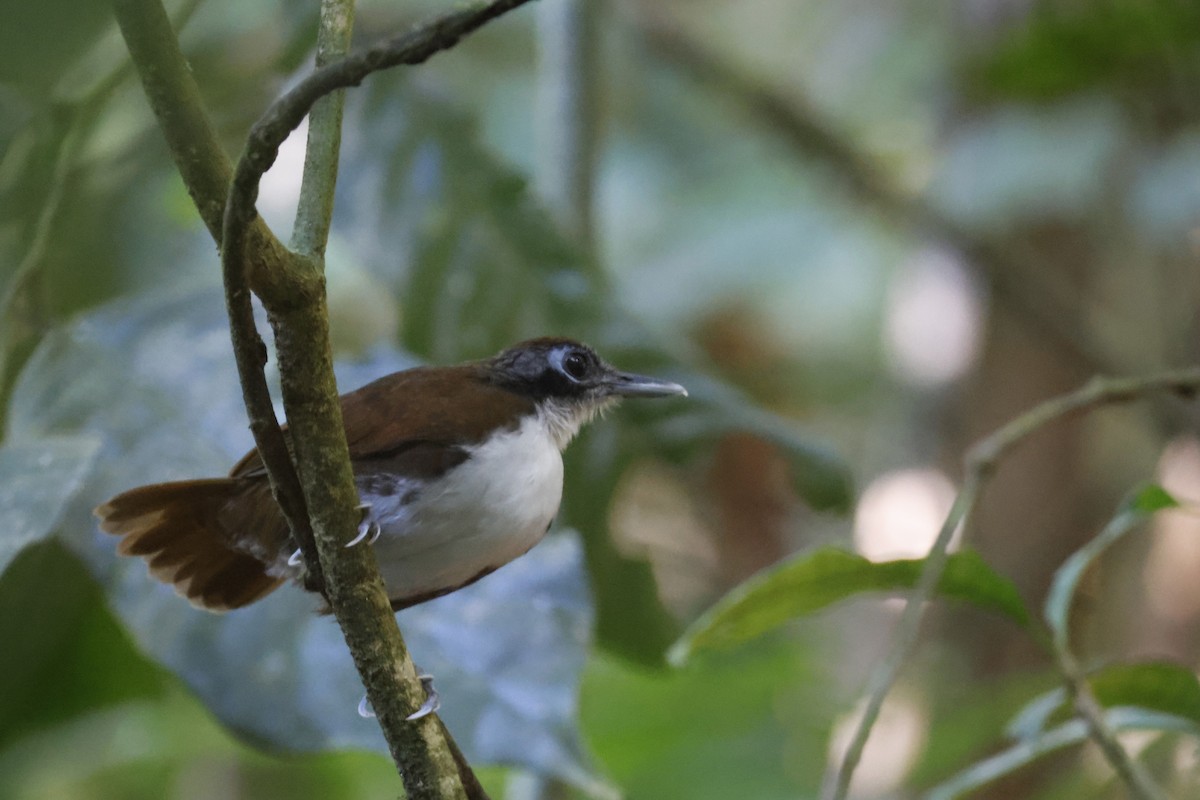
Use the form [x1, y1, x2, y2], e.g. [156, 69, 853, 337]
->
[825, 368, 1200, 800]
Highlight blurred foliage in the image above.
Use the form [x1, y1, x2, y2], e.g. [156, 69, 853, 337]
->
[970, 0, 1200, 104]
[1044, 484, 1179, 648]
[581, 641, 833, 799]
[0, 0, 110, 93]
[1, 0, 1199, 798]
[0, 540, 477, 800]
[0, 541, 167, 749]
[671, 548, 1029, 664]
[1008, 661, 1200, 739]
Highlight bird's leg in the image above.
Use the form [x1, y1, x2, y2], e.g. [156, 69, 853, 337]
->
[345, 502, 381, 547]
[356, 672, 440, 721]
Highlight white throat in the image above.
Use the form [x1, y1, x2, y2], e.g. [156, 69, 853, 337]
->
[536, 397, 617, 450]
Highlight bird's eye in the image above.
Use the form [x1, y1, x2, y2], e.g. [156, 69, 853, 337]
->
[562, 351, 589, 380]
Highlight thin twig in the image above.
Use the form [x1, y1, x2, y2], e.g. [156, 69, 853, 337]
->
[1053, 650, 1167, 800]
[825, 368, 1200, 800]
[117, 0, 536, 793]
[291, 0, 355, 258]
[823, 474, 983, 799]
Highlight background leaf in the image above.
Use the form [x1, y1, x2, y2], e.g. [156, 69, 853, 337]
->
[1045, 484, 1179, 646]
[0, 434, 100, 576]
[928, 708, 1200, 800]
[581, 641, 832, 800]
[1007, 661, 1200, 741]
[0, 541, 167, 748]
[670, 547, 1029, 664]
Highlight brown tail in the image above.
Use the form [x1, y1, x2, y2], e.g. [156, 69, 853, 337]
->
[95, 479, 285, 612]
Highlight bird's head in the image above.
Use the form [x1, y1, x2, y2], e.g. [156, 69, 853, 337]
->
[486, 337, 687, 448]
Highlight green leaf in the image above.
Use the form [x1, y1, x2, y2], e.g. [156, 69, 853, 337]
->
[1045, 484, 1177, 646]
[670, 547, 1029, 665]
[0, 540, 168, 747]
[0, 434, 101, 576]
[1006, 686, 1071, 741]
[928, 718, 1092, 800]
[583, 642, 830, 800]
[1128, 483, 1180, 514]
[1090, 661, 1200, 725]
[1008, 661, 1200, 740]
[971, 0, 1200, 102]
[929, 708, 1199, 800]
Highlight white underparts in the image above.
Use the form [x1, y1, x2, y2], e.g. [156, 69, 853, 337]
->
[363, 407, 582, 601]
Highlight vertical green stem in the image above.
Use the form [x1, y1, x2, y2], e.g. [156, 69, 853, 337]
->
[292, 0, 356, 258]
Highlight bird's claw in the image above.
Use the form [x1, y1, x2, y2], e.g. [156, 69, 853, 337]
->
[345, 519, 381, 548]
[355, 674, 439, 722]
[406, 674, 440, 721]
[346, 503, 381, 548]
[287, 548, 303, 567]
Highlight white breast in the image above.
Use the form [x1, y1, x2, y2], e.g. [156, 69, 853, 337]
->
[370, 410, 566, 601]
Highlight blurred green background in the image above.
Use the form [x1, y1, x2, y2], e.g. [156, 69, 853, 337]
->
[2, 0, 1200, 798]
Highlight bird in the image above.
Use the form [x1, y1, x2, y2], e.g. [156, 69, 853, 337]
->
[96, 337, 687, 613]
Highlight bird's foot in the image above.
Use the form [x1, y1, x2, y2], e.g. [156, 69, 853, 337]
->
[355, 673, 440, 722]
[346, 504, 381, 548]
[407, 674, 440, 720]
[287, 548, 303, 567]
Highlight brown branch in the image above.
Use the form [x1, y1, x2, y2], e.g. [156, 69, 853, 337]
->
[825, 368, 1200, 800]
[221, 2, 538, 797]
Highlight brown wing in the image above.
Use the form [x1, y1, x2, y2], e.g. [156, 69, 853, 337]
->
[230, 364, 536, 479]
